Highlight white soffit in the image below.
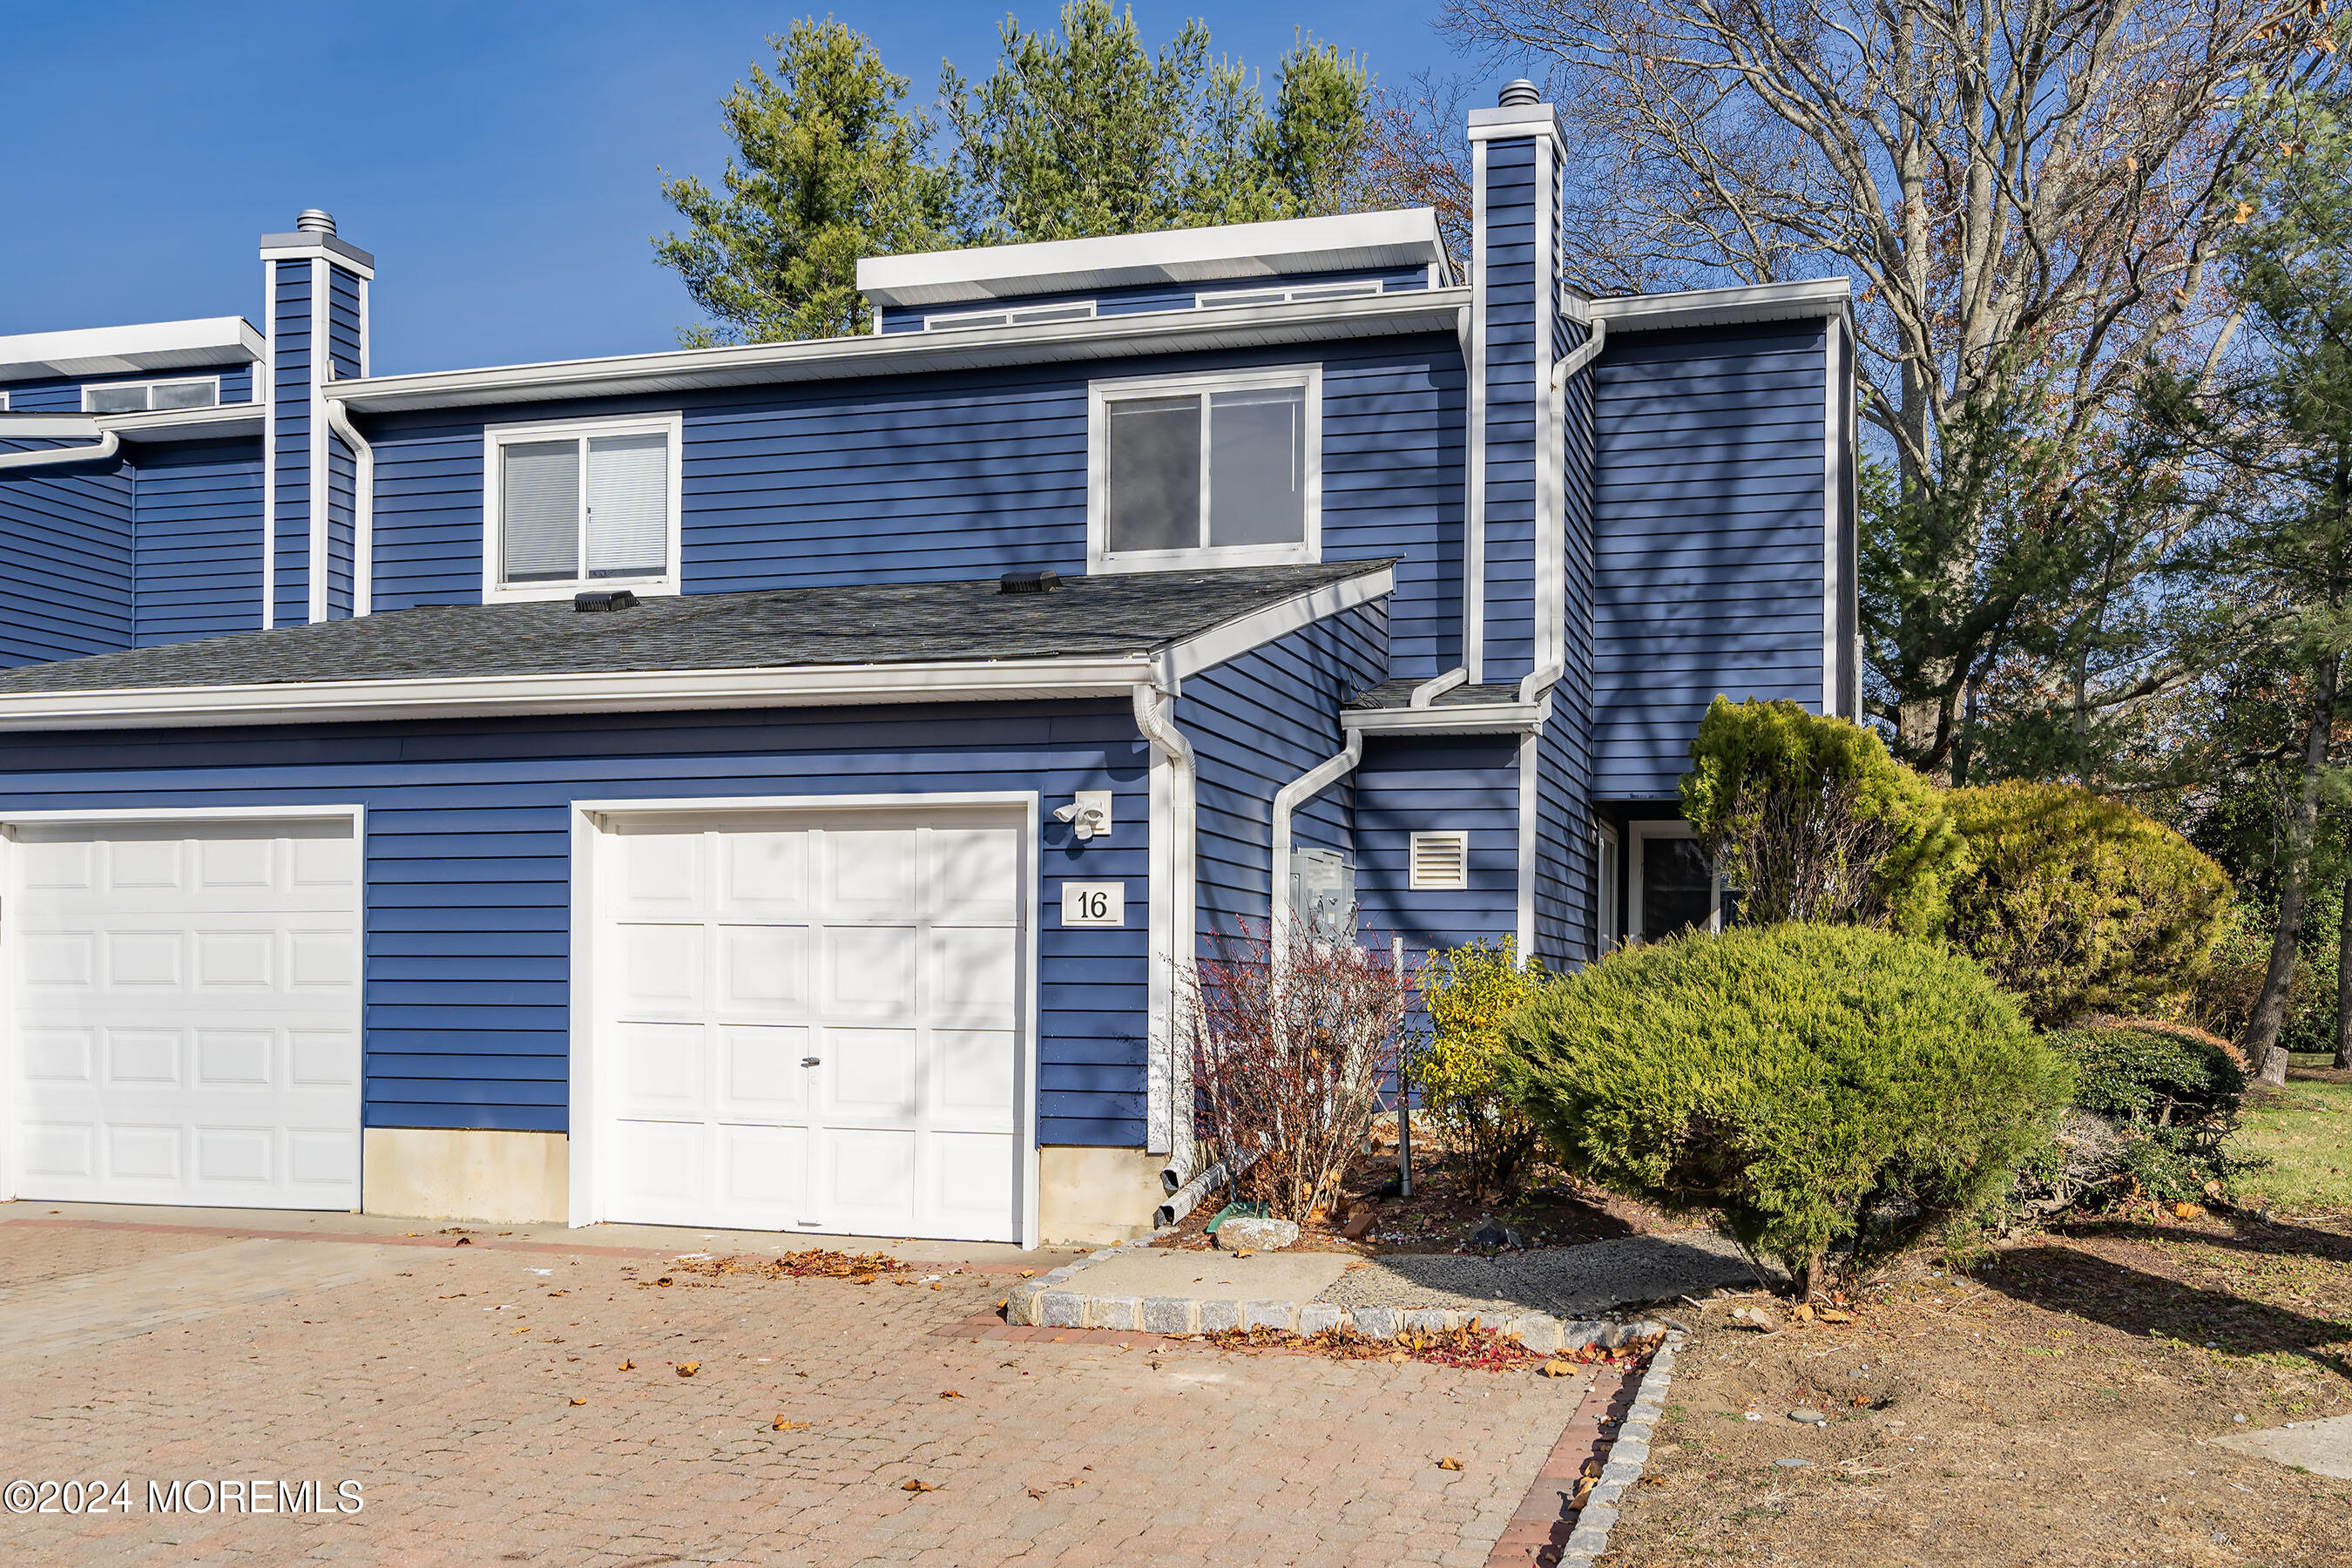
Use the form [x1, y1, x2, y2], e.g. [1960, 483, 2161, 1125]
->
[0, 317, 265, 382]
[1590, 277, 1851, 332]
[857, 210, 1450, 307]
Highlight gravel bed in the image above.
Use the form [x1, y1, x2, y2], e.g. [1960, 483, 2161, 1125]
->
[1326, 1231, 1763, 1317]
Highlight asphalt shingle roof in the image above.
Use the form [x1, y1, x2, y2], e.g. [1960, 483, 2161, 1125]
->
[0, 562, 1389, 694]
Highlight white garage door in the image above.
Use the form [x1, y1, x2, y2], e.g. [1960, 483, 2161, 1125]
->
[597, 808, 1027, 1242]
[6, 818, 363, 1209]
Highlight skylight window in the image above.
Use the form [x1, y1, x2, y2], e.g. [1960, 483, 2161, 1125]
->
[82, 377, 220, 415]
[1194, 280, 1383, 310]
[923, 301, 1098, 332]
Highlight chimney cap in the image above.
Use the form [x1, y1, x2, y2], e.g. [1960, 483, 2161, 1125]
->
[1497, 78, 1541, 107]
[295, 209, 337, 236]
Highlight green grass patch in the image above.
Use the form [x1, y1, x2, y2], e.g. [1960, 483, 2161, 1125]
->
[2229, 1060, 2352, 1211]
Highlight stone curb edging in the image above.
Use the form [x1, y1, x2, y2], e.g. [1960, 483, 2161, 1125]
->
[1004, 1241, 1669, 1352]
[1550, 1330, 1684, 1567]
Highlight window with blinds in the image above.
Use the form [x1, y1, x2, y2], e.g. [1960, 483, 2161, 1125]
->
[488, 417, 678, 598]
[1408, 831, 1469, 891]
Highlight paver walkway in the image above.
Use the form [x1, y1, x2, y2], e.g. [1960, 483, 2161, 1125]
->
[0, 1208, 1597, 1566]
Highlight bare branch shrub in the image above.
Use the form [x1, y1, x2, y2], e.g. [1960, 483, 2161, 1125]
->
[1186, 920, 1414, 1224]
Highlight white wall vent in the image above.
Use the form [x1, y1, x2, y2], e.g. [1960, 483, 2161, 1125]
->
[1408, 830, 1469, 891]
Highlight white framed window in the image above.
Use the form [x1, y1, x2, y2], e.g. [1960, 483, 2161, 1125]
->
[482, 413, 683, 603]
[1408, 830, 1469, 891]
[1627, 821, 1725, 943]
[1194, 280, 1382, 310]
[82, 376, 220, 415]
[1086, 365, 1321, 573]
[924, 301, 1097, 332]
[1595, 821, 1620, 954]
[0, 390, 10, 410]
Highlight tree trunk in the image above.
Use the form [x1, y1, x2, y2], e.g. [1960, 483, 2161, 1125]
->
[2335, 868, 2352, 1072]
[2240, 653, 2341, 1085]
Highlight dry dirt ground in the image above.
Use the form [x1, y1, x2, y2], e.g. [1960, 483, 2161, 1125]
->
[1603, 1211, 2352, 1567]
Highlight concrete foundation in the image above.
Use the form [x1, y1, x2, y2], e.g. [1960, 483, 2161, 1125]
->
[362, 1128, 569, 1225]
[1037, 1145, 1163, 1246]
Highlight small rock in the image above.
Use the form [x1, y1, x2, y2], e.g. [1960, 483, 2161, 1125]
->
[2233, 1413, 2247, 1424]
[1469, 1218, 1527, 1250]
[1774, 1457, 1810, 1469]
[1217, 1216, 1300, 1252]
[1340, 1210, 1377, 1240]
[1788, 1408, 1828, 1425]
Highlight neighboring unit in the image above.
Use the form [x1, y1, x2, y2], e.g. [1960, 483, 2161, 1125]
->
[0, 88, 1856, 1245]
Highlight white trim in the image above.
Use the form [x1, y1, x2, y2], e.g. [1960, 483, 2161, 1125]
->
[1533, 134, 1562, 693]
[260, 259, 277, 632]
[94, 403, 263, 442]
[1589, 277, 1851, 332]
[1161, 564, 1391, 680]
[1516, 731, 1538, 958]
[923, 301, 1098, 332]
[79, 375, 221, 416]
[256, 236, 375, 280]
[1466, 138, 1489, 685]
[565, 791, 1042, 1248]
[308, 266, 329, 625]
[1407, 829, 1470, 891]
[1131, 685, 1196, 1173]
[0, 316, 262, 382]
[1085, 365, 1322, 575]
[858, 209, 1446, 307]
[1594, 819, 1620, 955]
[1626, 819, 1721, 942]
[0, 413, 98, 439]
[1145, 716, 1174, 1157]
[1465, 105, 1567, 150]
[357, 277, 370, 379]
[481, 412, 685, 604]
[1343, 699, 1544, 735]
[326, 398, 374, 618]
[0, 656, 1158, 733]
[325, 291, 1467, 414]
[1823, 313, 1842, 714]
[0, 804, 368, 1212]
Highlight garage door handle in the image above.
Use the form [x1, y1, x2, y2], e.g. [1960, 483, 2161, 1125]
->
[801, 1057, 821, 1067]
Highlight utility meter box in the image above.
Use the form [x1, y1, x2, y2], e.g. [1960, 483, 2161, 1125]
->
[1288, 848, 1358, 942]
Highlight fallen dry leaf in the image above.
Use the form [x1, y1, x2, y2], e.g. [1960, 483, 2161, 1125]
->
[1436, 1456, 1463, 1471]
[1539, 1360, 1578, 1378]
[1793, 1302, 1814, 1321]
[569, 1397, 585, 1406]
[939, 1389, 963, 1399]
[773, 1416, 808, 1431]
[1028, 1487, 1048, 1499]
[655, 1277, 672, 1288]
[902, 1479, 936, 1493]
[1018, 1268, 1036, 1278]
[1818, 1308, 1854, 1324]
[677, 1362, 700, 1377]
[454, 1237, 472, 1247]
[618, 1361, 635, 1371]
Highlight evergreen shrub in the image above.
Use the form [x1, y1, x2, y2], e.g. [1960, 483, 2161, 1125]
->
[1946, 781, 2231, 1028]
[1500, 923, 2071, 1289]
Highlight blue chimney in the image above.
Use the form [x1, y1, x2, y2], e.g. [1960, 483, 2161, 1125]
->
[260, 211, 372, 626]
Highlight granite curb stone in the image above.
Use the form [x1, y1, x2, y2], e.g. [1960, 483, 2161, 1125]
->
[1550, 1331, 1685, 1568]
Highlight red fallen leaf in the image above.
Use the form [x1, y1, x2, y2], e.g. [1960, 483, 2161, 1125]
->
[902, 1479, 936, 1492]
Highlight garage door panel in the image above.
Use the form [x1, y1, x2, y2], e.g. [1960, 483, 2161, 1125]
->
[824, 830, 916, 919]
[822, 927, 916, 1017]
[932, 927, 1018, 1018]
[720, 1123, 810, 1216]
[717, 925, 809, 1016]
[822, 1026, 918, 1120]
[617, 1119, 705, 1208]
[719, 1024, 808, 1113]
[930, 1132, 1016, 1227]
[929, 828, 1020, 921]
[618, 828, 703, 913]
[617, 923, 704, 1013]
[617, 1021, 706, 1117]
[935, 1030, 1018, 1127]
[821, 1127, 916, 1219]
[718, 830, 810, 916]
[9, 820, 362, 1210]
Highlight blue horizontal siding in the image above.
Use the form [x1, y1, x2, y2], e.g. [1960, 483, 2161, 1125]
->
[132, 438, 264, 646]
[365, 337, 1465, 674]
[1480, 133, 1539, 685]
[1175, 598, 1389, 945]
[1592, 322, 1828, 798]
[0, 362, 253, 411]
[0, 441, 133, 665]
[876, 263, 1431, 334]
[1353, 734, 1520, 960]
[274, 258, 314, 627]
[0, 702, 1153, 1146]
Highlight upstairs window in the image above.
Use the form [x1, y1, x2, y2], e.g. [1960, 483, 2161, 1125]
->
[1195, 280, 1382, 310]
[483, 414, 681, 602]
[924, 301, 1097, 332]
[1087, 367, 1321, 571]
[83, 377, 220, 414]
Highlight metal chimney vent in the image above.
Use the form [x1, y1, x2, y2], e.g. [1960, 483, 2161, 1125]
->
[1497, 78, 1540, 107]
[998, 569, 1061, 594]
[295, 209, 337, 236]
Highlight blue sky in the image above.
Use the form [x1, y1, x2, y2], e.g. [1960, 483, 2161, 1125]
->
[0, 2, 1493, 375]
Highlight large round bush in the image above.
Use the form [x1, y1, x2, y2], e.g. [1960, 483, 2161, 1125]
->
[1946, 781, 2230, 1028]
[1501, 924, 2071, 1290]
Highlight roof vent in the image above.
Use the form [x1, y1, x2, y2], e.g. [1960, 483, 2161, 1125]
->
[1497, 78, 1541, 107]
[572, 589, 639, 612]
[295, 209, 337, 235]
[998, 569, 1062, 595]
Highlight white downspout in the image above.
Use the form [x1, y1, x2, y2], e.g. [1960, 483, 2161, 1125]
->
[323, 396, 373, 617]
[1520, 314, 1609, 706]
[0, 429, 120, 474]
[1133, 677, 1198, 1179]
[1270, 728, 1366, 951]
[1410, 666, 1469, 706]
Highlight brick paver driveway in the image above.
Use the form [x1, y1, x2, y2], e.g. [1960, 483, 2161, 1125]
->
[0, 1213, 1596, 1566]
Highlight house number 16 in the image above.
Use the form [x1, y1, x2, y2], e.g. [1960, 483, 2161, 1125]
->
[1060, 882, 1125, 928]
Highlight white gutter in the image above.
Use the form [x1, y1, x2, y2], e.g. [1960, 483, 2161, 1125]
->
[0, 429, 121, 474]
[1132, 676, 1200, 1174]
[1345, 700, 1544, 735]
[1270, 728, 1365, 952]
[324, 397, 373, 617]
[0, 655, 1157, 733]
[1517, 314, 1610, 706]
[1409, 666, 1469, 707]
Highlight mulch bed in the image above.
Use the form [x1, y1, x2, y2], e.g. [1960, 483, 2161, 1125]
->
[646, 1249, 916, 1284]
[1189, 1319, 1668, 1373]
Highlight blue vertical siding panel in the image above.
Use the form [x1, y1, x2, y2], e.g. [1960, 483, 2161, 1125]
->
[0, 703, 1155, 1146]
[273, 259, 314, 626]
[876, 264, 1432, 333]
[1173, 600, 1389, 944]
[0, 445, 133, 665]
[365, 343, 1464, 676]
[130, 438, 266, 645]
[1352, 734, 1520, 960]
[1592, 323, 1828, 797]
[1481, 136, 1539, 684]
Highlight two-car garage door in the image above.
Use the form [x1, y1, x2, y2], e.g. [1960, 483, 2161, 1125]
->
[594, 808, 1029, 1244]
[4, 818, 363, 1209]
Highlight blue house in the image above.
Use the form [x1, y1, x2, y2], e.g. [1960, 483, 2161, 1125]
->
[0, 88, 1856, 1246]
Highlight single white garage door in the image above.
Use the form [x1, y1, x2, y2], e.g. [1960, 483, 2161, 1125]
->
[597, 808, 1026, 1242]
[6, 818, 362, 1209]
